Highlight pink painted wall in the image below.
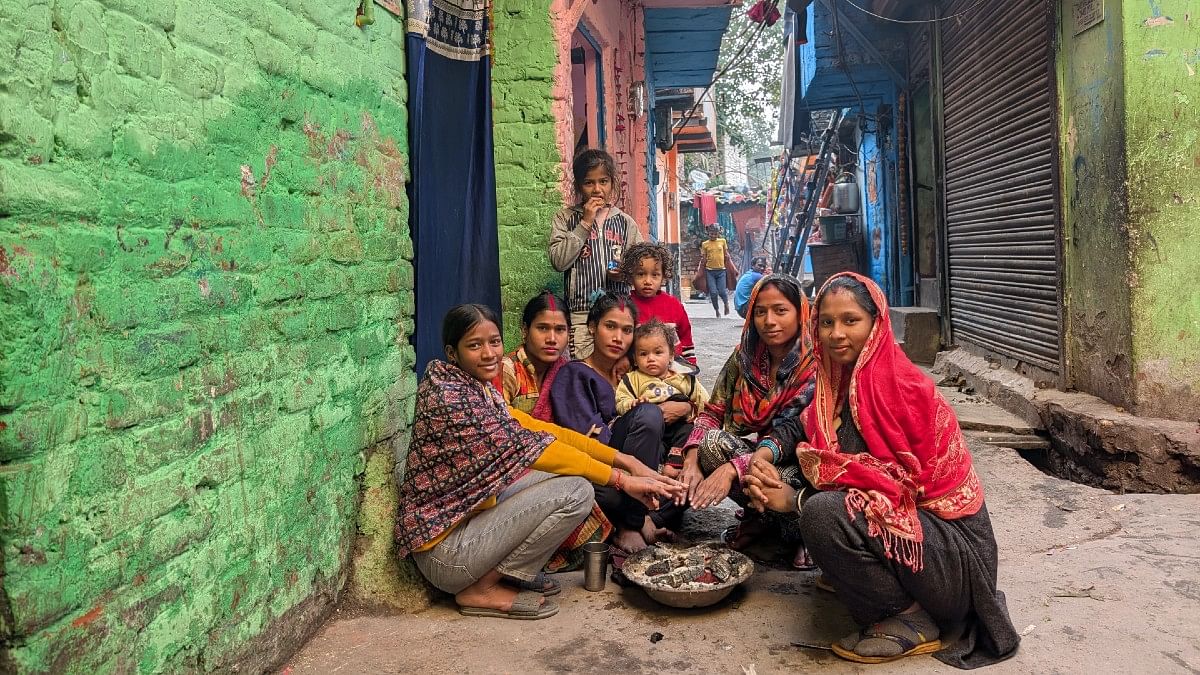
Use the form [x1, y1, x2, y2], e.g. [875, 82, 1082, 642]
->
[550, 0, 651, 237]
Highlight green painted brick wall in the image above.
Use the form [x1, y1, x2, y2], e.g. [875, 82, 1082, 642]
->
[492, 0, 565, 343]
[0, 1, 415, 671]
[1121, 0, 1200, 420]
[1058, 1, 1136, 409]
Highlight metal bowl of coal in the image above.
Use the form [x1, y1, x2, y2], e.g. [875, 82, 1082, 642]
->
[622, 543, 754, 609]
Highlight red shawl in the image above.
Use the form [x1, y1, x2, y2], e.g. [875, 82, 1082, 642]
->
[797, 272, 983, 572]
[731, 273, 815, 431]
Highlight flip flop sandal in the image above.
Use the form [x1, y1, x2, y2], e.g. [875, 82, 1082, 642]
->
[459, 590, 559, 620]
[830, 618, 942, 664]
[514, 572, 561, 597]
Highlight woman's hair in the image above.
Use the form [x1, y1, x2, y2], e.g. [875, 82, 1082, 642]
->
[442, 303, 501, 351]
[572, 148, 618, 200]
[619, 242, 675, 281]
[586, 291, 639, 327]
[754, 278, 805, 316]
[819, 276, 880, 318]
[521, 291, 568, 328]
[633, 318, 678, 354]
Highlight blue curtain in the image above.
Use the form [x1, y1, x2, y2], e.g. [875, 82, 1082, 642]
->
[406, 1, 501, 373]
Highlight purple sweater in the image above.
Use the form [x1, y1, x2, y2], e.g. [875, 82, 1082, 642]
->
[548, 361, 617, 445]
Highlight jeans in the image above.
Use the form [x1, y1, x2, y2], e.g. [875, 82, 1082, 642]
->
[706, 269, 728, 309]
[413, 471, 593, 594]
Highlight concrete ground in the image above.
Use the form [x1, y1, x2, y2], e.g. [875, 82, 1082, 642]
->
[284, 302, 1200, 674]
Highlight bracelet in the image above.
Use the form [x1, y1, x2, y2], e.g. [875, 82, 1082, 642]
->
[760, 438, 782, 464]
[614, 470, 624, 492]
[793, 487, 807, 514]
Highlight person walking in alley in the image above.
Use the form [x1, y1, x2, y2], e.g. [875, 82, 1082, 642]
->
[549, 149, 644, 358]
[744, 273, 1020, 666]
[621, 241, 697, 367]
[700, 224, 733, 317]
[396, 304, 682, 620]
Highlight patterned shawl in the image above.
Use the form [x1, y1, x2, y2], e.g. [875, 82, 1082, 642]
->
[493, 345, 568, 421]
[689, 274, 816, 450]
[797, 272, 984, 573]
[395, 359, 554, 557]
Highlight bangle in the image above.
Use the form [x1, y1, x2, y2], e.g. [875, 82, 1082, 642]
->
[793, 487, 807, 514]
[760, 438, 782, 464]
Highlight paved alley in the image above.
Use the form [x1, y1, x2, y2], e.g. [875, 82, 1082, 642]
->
[284, 302, 1200, 674]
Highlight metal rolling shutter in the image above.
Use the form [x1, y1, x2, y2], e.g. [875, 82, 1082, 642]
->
[940, 0, 1062, 373]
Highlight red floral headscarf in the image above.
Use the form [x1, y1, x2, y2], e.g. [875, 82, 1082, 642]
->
[798, 272, 984, 572]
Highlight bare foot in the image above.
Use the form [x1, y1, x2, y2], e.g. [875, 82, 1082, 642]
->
[792, 545, 815, 570]
[454, 569, 542, 612]
[613, 528, 649, 554]
[640, 516, 677, 545]
[725, 514, 770, 550]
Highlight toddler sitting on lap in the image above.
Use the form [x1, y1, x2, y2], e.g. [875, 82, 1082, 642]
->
[616, 320, 709, 478]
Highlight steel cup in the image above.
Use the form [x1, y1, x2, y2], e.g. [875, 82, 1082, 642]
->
[582, 542, 610, 592]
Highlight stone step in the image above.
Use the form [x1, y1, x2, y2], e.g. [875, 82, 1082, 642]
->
[890, 306, 940, 365]
[965, 430, 1052, 451]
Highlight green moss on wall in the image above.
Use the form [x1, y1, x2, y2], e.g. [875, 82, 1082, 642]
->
[491, 0, 566, 344]
[0, 1, 416, 670]
[1121, 0, 1200, 420]
[1059, 1, 1136, 406]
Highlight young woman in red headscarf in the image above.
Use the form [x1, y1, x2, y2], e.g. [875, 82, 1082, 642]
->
[679, 273, 819, 569]
[745, 273, 1020, 667]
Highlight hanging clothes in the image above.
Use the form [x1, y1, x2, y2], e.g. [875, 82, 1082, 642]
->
[407, 1, 502, 373]
[693, 193, 719, 226]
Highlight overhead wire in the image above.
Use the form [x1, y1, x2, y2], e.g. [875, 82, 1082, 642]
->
[670, 17, 769, 135]
[841, 0, 989, 24]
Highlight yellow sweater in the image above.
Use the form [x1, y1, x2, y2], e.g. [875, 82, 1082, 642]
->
[413, 407, 617, 553]
[615, 370, 709, 417]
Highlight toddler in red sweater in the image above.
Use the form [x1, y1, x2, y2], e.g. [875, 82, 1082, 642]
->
[620, 242, 697, 367]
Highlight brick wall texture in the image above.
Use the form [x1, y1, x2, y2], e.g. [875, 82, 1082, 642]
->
[491, 0, 565, 340]
[0, 1, 415, 671]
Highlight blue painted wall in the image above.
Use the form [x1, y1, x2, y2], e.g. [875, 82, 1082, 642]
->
[792, 1, 912, 305]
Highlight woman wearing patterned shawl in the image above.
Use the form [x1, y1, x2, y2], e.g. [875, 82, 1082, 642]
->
[396, 304, 683, 621]
[679, 273, 818, 568]
[493, 291, 615, 570]
[745, 273, 1019, 667]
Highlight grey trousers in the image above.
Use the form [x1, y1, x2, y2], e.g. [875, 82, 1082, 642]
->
[413, 471, 593, 594]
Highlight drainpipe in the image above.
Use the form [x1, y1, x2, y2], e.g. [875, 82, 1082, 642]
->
[930, 3, 951, 345]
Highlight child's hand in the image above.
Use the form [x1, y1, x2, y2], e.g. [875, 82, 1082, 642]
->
[582, 196, 606, 228]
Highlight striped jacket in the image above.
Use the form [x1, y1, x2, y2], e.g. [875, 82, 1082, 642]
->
[548, 205, 644, 313]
